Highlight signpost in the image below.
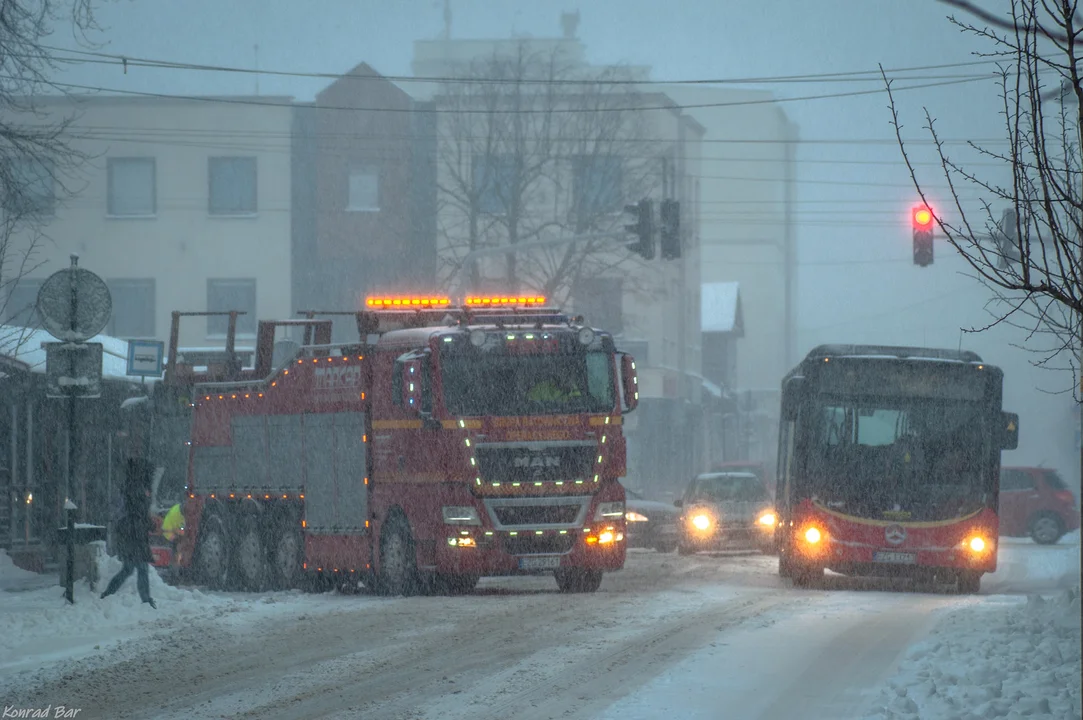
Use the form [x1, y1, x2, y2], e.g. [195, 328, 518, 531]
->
[36, 255, 112, 605]
[126, 339, 165, 378]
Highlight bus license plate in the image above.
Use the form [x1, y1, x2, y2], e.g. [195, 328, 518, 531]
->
[519, 555, 561, 570]
[874, 551, 917, 565]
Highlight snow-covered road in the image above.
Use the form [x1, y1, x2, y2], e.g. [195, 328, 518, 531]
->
[2, 533, 1079, 720]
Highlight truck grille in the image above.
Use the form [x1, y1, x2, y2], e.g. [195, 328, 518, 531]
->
[475, 443, 596, 484]
[504, 533, 576, 556]
[492, 505, 581, 526]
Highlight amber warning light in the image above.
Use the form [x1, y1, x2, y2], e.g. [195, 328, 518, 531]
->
[464, 296, 547, 307]
[365, 296, 451, 309]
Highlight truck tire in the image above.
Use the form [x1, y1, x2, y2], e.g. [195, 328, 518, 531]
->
[234, 516, 270, 592]
[957, 571, 982, 595]
[272, 527, 304, 590]
[379, 519, 420, 597]
[555, 569, 603, 593]
[196, 513, 231, 590]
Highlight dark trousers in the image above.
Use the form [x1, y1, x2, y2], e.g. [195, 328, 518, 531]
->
[102, 561, 151, 602]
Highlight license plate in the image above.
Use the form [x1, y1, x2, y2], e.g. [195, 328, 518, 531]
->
[874, 551, 917, 565]
[519, 555, 561, 570]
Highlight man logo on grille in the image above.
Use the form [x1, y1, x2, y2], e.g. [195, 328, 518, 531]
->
[513, 455, 561, 469]
[885, 524, 907, 546]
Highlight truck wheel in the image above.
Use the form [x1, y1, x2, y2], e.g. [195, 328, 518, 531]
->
[196, 513, 231, 590]
[1029, 513, 1064, 545]
[235, 517, 270, 592]
[957, 571, 982, 594]
[379, 520, 420, 597]
[437, 573, 480, 595]
[272, 527, 304, 590]
[555, 569, 603, 593]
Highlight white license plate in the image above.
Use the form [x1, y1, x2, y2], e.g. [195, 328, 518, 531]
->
[874, 551, 917, 565]
[519, 555, 561, 570]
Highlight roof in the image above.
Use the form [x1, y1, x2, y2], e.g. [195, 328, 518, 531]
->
[0, 325, 149, 384]
[701, 282, 743, 335]
[804, 344, 983, 364]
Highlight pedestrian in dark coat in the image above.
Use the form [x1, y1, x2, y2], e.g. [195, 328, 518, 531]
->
[101, 458, 157, 608]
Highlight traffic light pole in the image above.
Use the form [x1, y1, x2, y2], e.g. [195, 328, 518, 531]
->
[450, 231, 628, 298]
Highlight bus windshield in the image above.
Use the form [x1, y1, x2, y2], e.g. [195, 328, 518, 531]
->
[804, 395, 991, 520]
[440, 350, 615, 417]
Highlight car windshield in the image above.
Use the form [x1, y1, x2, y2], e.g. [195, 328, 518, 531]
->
[689, 474, 769, 503]
[805, 395, 990, 519]
[440, 350, 614, 416]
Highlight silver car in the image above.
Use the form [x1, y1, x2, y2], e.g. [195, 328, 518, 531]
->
[675, 472, 777, 555]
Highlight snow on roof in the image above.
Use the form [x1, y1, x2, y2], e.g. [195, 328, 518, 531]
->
[0, 325, 149, 385]
[701, 282, 743, 335]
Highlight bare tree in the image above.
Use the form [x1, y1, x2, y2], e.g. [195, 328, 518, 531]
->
[432, 42, 666, 306]
[885, 0, 1083, 393]
[0, 0, 98, 355]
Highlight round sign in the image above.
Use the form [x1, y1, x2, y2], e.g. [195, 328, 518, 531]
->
[36, 268, 112, 342]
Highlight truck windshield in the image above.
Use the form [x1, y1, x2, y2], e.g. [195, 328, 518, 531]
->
[803, 395, 991, 520]
[441, 351, 614, 416]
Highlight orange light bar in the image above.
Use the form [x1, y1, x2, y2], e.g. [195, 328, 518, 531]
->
[365, 296, 451, 309]
[464, 296, 547, 307]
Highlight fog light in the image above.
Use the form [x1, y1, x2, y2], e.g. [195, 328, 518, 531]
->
[692, 514, 711, 531]
[804, 527, 822, 544]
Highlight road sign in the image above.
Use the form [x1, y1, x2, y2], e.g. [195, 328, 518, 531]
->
[36, 257, 112, 342]
[127, 339, 165, 377]
[44, 342, 103, 398]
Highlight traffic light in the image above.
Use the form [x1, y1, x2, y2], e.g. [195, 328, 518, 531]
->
[659, 199, 680, 260]
[912, 204, 935, 267]
[624, 199, 655, 260]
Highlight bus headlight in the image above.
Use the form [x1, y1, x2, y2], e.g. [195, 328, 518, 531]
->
[804, 526, 823, 544]
[965, 536, 989, 553]
[691, 514, 712, 532]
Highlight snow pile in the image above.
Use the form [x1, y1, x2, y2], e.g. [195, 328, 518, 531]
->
[866, 587, 1082, 720]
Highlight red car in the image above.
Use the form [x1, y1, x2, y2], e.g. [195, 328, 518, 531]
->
[999, 466, 1080, 544]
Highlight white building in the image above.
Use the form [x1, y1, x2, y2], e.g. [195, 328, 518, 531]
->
[1, 95, 294, 351]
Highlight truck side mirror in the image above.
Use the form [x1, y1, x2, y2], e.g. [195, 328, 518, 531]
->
[1000, 411, 1019, 450]
[402, 359, 422, 409]
[619, 353, 639, 413]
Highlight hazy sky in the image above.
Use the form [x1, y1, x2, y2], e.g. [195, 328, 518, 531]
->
[52, 0, 1077, 471]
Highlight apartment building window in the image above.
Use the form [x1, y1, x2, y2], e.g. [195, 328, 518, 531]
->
[573, 277, 623, 334]
[107, 279, 156, 338]
[2, 278, 43, 328]
[347, 165, 380, 211]
[2, 156, 55, 217]
[573, 155, 623, 216]
[208, 157, 257, 215]
[207, 279, 256, 337]
[472, 154, 515, 215]
[107, 157, 157, 216]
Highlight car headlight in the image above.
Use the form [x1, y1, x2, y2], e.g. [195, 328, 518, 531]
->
[691, 514, 712, 531]
[757, 512, 777, 527]
[625, 511, 650, 523]
[442, 506, 481, 526]
[595, 501, 625, 520]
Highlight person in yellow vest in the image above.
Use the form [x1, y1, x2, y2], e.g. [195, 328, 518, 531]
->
[161, 503, 185, 568]
[528, 375, 583, 403]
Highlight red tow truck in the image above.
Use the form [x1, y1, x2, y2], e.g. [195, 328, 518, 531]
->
[170, 295, 639, 594]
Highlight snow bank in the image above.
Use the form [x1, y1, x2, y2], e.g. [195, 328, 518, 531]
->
[865, 587, 1082, 720]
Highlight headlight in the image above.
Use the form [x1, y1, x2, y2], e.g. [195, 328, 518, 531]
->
[965, 536, 989, 553]
[804, 526, 822, 544]
[442, 506, 481, 525]
[595, 501, 625, 520]
[625, 511, 650, 523]
[691, 514, 712, 531]
[757, 512, 777, 527]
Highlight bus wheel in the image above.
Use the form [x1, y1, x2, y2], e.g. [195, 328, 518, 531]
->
[196, 513, 231, 590]
[379, 519, 420, 597]
[235, 517, 270, 592]
[555, 569, 603, 593]
[272, 527, 304, 590]
[792, 565, 823, 589]
[1029, 513, 1064, 545]
[957, 571, 981, 595]
[437, 573, 480, 595]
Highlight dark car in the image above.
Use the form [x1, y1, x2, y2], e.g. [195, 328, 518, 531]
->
[999, 466, 1080, 544]
[623, 487, 681, 553]
[675, 472, 777, 555]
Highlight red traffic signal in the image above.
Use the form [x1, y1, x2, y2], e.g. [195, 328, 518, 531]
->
[912, 205, 935, 230]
